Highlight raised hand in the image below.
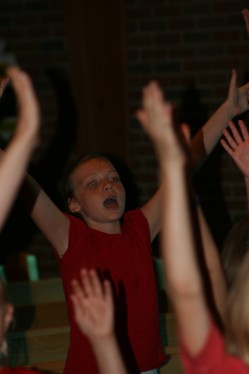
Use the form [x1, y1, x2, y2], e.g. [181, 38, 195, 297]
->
[7, 66, 40, 146]
[242, 9, 249, 37]
[71, 269, 114, 343]
[136, 81, 189, 163]
[220, 120, 249, 178]
[0, 67, 40, 231]
[0, 76, 9, 98]
[226, 70, 249, 119]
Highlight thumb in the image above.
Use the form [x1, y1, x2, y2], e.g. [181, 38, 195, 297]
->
[180, 123, 191, 145]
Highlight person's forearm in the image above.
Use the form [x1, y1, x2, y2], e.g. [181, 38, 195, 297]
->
[20, 172, 44, 215]
[161, 161, 202, 297]
[0, 143, 55, 223]
[161, 160, 210, 356]
[14, 150, 69, 256]
[91, 335, 127, 374]
[0, 135, 37, 230]
[191, 100, 231, 171]
[196, 206, 227, 320]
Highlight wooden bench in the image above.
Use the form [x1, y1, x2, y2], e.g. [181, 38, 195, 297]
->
[7, 278, 69, 371]
[6, 278, 183, 373]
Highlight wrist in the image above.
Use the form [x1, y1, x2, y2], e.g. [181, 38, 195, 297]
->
[90, 332, 117, 355]
[223, 99, 234, 121]
[89, 331, 115, 346]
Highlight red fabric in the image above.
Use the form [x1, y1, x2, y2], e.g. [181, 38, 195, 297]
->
[54, 209, 166, 374]
[181, 319, 249, 373]
[0, 368, 41, 374]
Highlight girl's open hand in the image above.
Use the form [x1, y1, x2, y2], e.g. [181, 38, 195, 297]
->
[71, 269, 114, 343]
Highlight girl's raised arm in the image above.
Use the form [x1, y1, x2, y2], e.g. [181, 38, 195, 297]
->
[137, 81, 210, 355]
[0, 67, 39, 230]
[71, 269, 128, 374]
[0, 67, 70, 256]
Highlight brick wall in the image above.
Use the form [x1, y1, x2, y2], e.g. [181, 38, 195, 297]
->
[0, 0, 249, 277]
[124, 0, 249, 248]
[0, 0, 70, 277]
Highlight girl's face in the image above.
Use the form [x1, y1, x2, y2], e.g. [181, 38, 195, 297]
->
[68, 158, 126, 233]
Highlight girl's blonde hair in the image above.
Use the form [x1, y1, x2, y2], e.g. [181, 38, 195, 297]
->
[225, 251, 249, 363]
[222, 216, 249, 289]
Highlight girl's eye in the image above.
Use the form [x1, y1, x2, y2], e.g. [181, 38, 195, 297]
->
[110, 176, 120, 182]
[87, 180, 97, 187]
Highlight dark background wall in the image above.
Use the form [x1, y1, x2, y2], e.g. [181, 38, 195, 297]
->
[0, 0, 249, 278]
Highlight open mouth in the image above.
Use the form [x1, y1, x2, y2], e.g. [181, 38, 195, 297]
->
[103, 195, 118, 208]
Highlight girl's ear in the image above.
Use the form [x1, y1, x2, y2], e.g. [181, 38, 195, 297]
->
[68, 197, 82, 213]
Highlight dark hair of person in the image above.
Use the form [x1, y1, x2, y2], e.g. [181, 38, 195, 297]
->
[60, 152, 139, 220]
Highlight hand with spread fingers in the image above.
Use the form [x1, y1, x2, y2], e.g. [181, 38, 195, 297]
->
[71, 269, 114, 343]
[71, 269, 128, 374]
[242, 8, 249, 37]
[221, 120, 249, 178]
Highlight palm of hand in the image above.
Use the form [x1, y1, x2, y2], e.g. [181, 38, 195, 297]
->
[232, 141, 249, 177]
[75, 297, 113, 339]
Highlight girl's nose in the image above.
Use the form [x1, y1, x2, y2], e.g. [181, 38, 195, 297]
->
[104, 181, 112, 191]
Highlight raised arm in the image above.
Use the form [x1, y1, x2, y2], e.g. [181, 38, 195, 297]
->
[0, 76, 9, 98]
[138, 70, 249, 241]
[220, 120, 249, 210]
[191, 69, 249, 171]
[242, 8, 249, 37]
[0, 67, 39, 231]
[195, 205, 227, 321]
[71, 269, 127, 374]
[138, 81, 210, 356]
[19, 173, 69, 257]
[0, 68, 70, 256]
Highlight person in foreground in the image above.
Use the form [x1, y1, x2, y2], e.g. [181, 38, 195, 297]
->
[141, 82, 249, 372]
[0, 67, 39, 231]
[70, 81, 249, 374]
[0, 66, 40, 372]
[220, 120, 249, 291]
[71, 269, 128, 374]
[0, 279, 43, 373]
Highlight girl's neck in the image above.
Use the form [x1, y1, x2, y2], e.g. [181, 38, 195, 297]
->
[87, 220, 122, 234]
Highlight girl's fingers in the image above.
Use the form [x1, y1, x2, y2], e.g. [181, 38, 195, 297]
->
[103, 280, 113, 304]
[227, 69, 237, 101]
[89, 269, 103, 298]
[71, 293, 81, 314]
[6, 66, 39, 124]
[79, 269, 94, 298]
[222, 128, 238, 151]
[142, 82, 165, 118]
[220, 139, 234, 157]
[135, 109, 149, 129]
[71, 278, 87, 304]
[0, 77, 9, 97]
[227, 121, 242, 144]
[180, 123, 191, 146]
[238, 120, 249, 141]
[79, 268, 104, 298]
